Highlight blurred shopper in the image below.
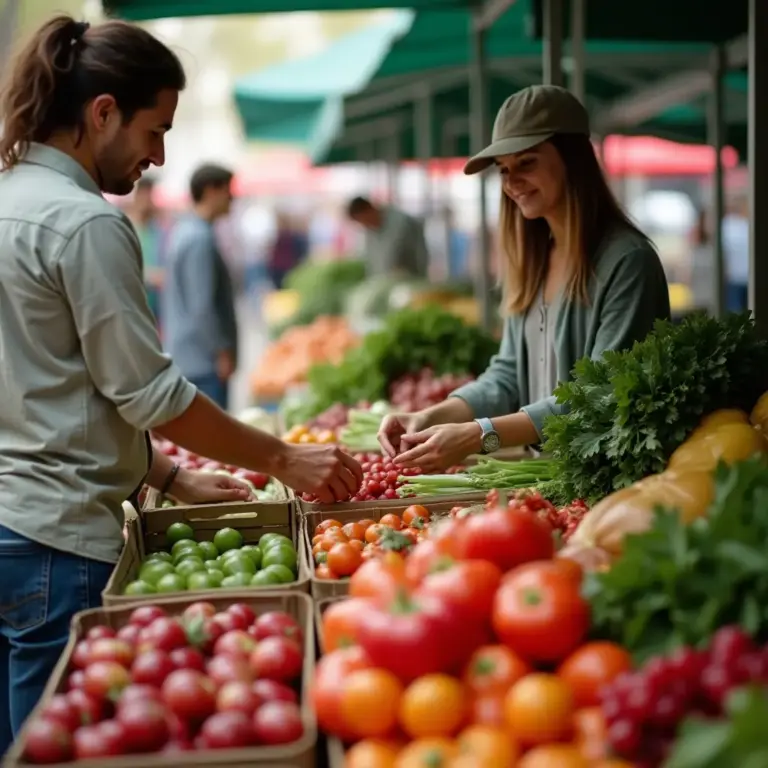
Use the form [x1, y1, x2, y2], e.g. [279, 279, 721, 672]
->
[723, 195, 749, 312]
[163, 164, 238, 411]
[128, 176, 167, 327]
[347, 195, 430, 278]
[266, 211, 310, 289]
[689, 208, 717, 314]
[0, 17, 362, 748]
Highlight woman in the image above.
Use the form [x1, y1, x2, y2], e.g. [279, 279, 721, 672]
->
[378, 85, 670, 470]
[0, 16, 361, 751]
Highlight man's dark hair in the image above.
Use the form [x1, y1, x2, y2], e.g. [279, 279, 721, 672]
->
[189, 163, 233, 203]
[347, 196, 375, 217]
[0, 15, 186, 170]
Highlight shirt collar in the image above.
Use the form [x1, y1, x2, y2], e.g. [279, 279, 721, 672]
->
[22, 143, 102, 197]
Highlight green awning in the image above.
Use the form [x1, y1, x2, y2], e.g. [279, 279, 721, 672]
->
[233, 12, 411, 145]
[102, 0, 467, 20]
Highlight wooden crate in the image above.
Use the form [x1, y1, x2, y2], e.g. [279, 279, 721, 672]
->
[4, 592, 316, 768]
[143, 477, 290, 511]
[297, 490, 487, 516]
[103, 500, 307, 606]
[300, 500, 473, 600]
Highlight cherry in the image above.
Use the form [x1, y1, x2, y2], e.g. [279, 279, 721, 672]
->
[700, 664, 732, 708]
[608, 719, 643, 756]
[710, 626, 754, 665]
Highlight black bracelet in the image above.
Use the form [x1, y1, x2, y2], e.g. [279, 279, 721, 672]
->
[161, 463, 180, 495]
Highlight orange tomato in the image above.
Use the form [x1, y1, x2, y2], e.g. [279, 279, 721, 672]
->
[345, 739, 399, 768]
[312, 534, 324, 546]
[404, 539, 444, 585]
[349, 539, 364, 552]
[399, 674, 465, 739]
[316, 519, 343, 535]
[453, 725, 518, 768]
[315, 563, 335, 579]
[322, 597, 371, 652]
[327, 542, 363, 577]
[312, 542, 324, 556]
[467, 693, 506, 727]
[322, 529, 349, 550]
[365, 524, 387, 544]
[593, 761, 635, 768]
[379, 513, 403, 530]
[550, 556, 584, 584]
[357, 518, 376, 530]
[342, 522, 367, 541]
[395, 738, 457, 768]
[403, 505, 429, 526]
[340, 668, 403, 739]
[504, 673, 575, 746]
[573, 707, 609, 762]
[517, 744, 589, 768]
[349, 552, 408, 602]
[557, 642, 633, 709]
[462, 645, 530, 696]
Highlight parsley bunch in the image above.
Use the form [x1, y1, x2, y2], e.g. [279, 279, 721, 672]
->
[542, 312, 768, 503]
[584, 457, 768, 663]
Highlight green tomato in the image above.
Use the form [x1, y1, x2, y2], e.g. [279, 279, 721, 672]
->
[213, 527, 244, 553]
[239, 545, 263, 569]
[187, 571, 220, 590]
[170, 538, 198, 556]
[123, 580, 156, 595]
[204, 559, 223, 572]
[145, 551, 173, 564]
[259, 533, 292, 551]
[205, 569, 224, 586]
[220, 572, 252, 588]
[261, 544, 297, 573]
[222, 555, 256, 577]
[257, 564, 295, 584]
[174, 558, 206, 579]
[197, 541, 219, 561]
[172, 545, 203, 565]
[166, 523, 195, 545]
[155, 573, 187, 592]
[139, 560, 175, 586]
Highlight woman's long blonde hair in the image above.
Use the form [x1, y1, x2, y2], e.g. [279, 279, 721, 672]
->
[498, 133, 648, 314]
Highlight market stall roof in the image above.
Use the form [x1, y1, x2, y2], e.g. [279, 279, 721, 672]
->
[102, 0, 470, 20]
[233, 12, 411, 144]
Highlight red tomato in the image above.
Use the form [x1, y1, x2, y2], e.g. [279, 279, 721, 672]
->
[321, 597, 371, 652]
[88, 638, 134, 668]
[213, 629, 257, 658]
[210, 611, 240, 634]
[356, 592, 462, 682]
[216, 681, 262, 716]
[252, 701, 304, 745]
[65, 689, 104, 725]
[66, 670, 86, 692]
[131, 649, 176, 687]
[83, 661, 130, 700]
[251, 612, 303, 644]
[252, 679, 298, 705]
[116, 684, 164, 711]
[72, 640, 91, 670]
[199, 711, 254, 749]
[492, 562, 590, 663]
[169, 646, 206, 672]
[194, 618, 225, 654]
[249, 637, 303, 683]
[456, 508, 554, 572]
[129, 605, 166, 628]
[116, 624, 141, 645]
[227, 603, 256, 627]
[311, 646, 372, 739]
[207, 654, 254, 686]
[23, 718, 74, 763]
[349, 552, 408, 602]
[138, 617, 188, 653]
[557, 642, 633, 708]
[161, 669, 217, 722]
[116, 699, 170, 752]
[86, 625, 116, 641]
[40, 694, 82, 731]
[182, 602, 217, 622]
[73, 721, 126, 759]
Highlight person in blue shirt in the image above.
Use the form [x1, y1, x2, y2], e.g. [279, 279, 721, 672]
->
[722, 196, 749, 312]
[163, 164, 238, 410]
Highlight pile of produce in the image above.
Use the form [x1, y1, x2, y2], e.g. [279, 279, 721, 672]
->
[122, 524, 299, 595]
[21, 602, 305, 763]
[308, 492, 590, 581]
[250, 316, 359, 401]
[388, 368, 476, 413]
[542, 312, 768, 505]
[151, 438, 282, 503]
[288, 306, 498, 424]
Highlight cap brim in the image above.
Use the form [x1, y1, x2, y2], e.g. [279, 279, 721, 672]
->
[463, 133, 554, 175]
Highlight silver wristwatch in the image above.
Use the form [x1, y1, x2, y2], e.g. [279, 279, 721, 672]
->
[475, 417, 501, 454]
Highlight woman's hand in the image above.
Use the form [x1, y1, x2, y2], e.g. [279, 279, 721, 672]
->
[172, 469, 253, 505]
[394, 422, 482, 473]
[377, 412, 431, 457]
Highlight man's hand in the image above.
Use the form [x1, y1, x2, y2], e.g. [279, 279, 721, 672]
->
[278, 444, 364, 504]
[172, 468, 252, 505]
[217, 349, 236, 381]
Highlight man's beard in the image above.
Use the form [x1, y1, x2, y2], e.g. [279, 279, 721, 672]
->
[96, 143, 142, 196]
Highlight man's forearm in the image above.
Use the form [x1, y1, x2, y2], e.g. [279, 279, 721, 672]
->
[153, 393, 289, 477]
[146, 446, 175, 489]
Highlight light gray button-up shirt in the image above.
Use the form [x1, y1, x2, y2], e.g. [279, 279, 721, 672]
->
[0, 144, 196, 563]
[524, 289, 560, 405]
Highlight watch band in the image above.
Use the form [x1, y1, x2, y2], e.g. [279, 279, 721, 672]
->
[476, 417, 494, 437]
[474, 417, 500, 454]
[161, 463, 180, 495]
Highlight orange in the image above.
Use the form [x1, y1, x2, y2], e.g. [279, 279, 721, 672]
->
[399, 674, 465, 739]
[504, 673, 575, 746]
[345, 739, 399, 768]
[517, 744, 589, 768]
[452, 724, 518, 768]
[340, 668, 404, 738]
[395, 738, 457, 768]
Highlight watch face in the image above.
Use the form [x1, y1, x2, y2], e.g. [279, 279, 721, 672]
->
[483, 432, 501, 453]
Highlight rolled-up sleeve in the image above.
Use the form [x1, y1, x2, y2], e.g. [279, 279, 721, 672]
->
[55, 213, 197, 430]
[450, 319, 521, 417]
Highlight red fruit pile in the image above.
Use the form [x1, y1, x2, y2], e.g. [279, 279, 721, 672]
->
[22, 603, 305, 764]
[601, 625, 768, 767]
[389, 368, 475, 413]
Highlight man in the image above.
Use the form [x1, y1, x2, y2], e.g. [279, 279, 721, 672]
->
[128, 176, 166, 326]
[347, 196, 430, 279]
[163, 164, 238, 411]
[0, 16, 361, 748]
[722, 195, 749, 312]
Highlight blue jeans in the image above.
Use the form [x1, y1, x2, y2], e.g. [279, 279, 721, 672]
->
[0, 526, 114, 756]
[189, 373, 229, 411]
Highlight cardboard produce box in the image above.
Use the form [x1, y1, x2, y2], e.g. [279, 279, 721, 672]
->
[4, 591, 316, 768]
[104, 499, 308, 607]
[300, 500, 476, 600]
